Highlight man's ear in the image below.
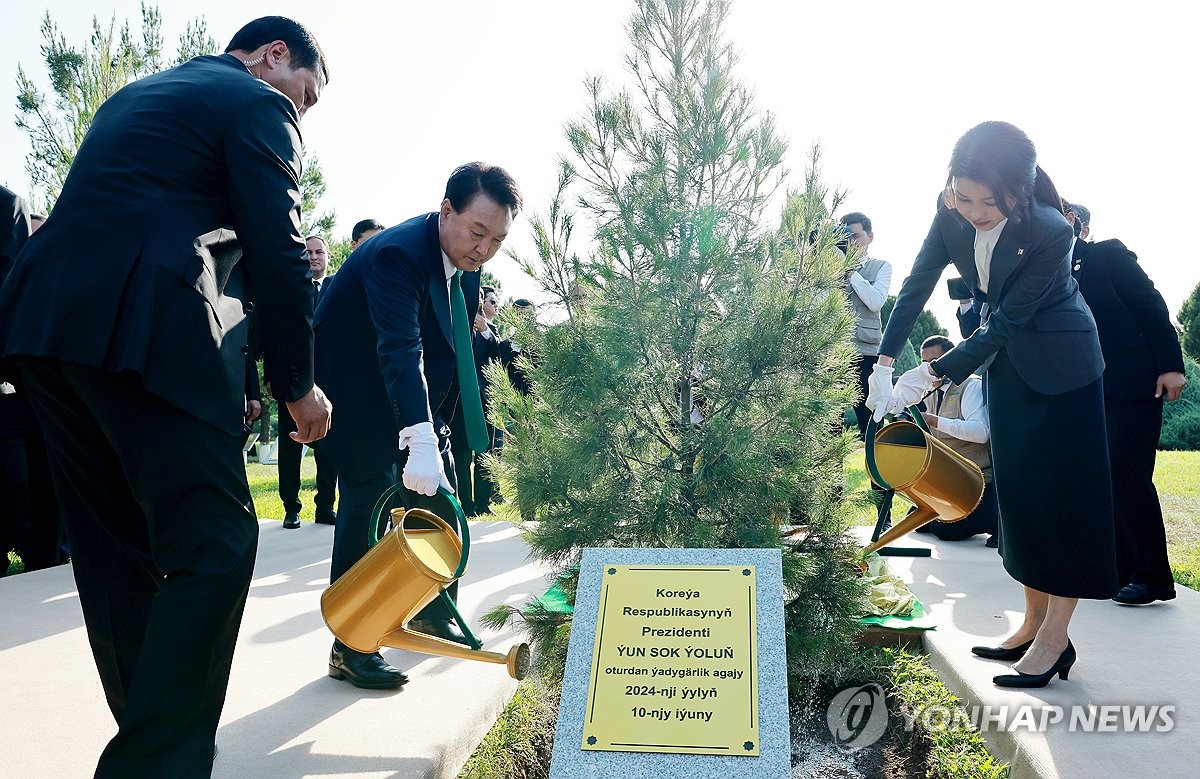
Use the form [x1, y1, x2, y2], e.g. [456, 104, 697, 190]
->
[265, 40, 289, 70]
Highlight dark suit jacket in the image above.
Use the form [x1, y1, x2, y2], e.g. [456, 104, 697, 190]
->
[313, 213, 481, 478]
[0, 54, 315, 435]
[1, 185, 32, 287]
[880, 198, 1103, 394]
[1072, 239, 1184, 401]
[474, 321, 528, 398]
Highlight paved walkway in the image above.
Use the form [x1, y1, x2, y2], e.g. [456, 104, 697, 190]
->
[860, 527, 1199, 779]
[0, 519, 548, 778]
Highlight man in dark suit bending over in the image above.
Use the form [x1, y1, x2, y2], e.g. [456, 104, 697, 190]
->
[0, 17, 332, 776]
[315, 163, 521, 689]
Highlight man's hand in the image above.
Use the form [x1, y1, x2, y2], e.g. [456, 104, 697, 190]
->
[399, 421, 453, 497]
[919, 411, 940, 430]
[245, 399, 262, 424]
[866, 363, 895, 422]
[286, 385, 332, 443]
[474, 312, 488, 334]
[1157, 371, 1187, 402]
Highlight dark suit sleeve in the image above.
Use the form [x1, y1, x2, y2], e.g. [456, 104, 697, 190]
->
[1108, 243, 1185, 376]
[956, 301, 982, 339]
[0, 188, 32, 287]
[879, 212, 950, 358]
[222, 91, 315, 404]
[366, 245, 434, 430]
[934, 217, 1074, 384]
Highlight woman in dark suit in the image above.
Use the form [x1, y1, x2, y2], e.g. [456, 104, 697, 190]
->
[869, 121, 1117, 688]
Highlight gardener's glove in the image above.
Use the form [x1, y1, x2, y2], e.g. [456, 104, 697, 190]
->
[866, 363, 894, 422]
[885, 362, 940, 416]
[399, 421, 453, 497]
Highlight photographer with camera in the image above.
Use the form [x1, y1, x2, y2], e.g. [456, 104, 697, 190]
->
[840, 212, 893, 438]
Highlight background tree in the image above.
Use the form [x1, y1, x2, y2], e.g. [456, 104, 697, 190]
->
[881, 295, 949, 356]
[14, 4, 217, 207]
[298, 152, 336, 240]
[1178, 281, 1200, 364]
[488, 0, 866, 682]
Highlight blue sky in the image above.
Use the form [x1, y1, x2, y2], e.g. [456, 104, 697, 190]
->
[2, 0, 1195, 331]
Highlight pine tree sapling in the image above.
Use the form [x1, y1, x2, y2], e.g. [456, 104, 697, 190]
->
[492, 0, 867, 680]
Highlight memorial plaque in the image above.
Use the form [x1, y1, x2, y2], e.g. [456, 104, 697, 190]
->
[582, 564, 759, 755]
[550, 548, 788, 779]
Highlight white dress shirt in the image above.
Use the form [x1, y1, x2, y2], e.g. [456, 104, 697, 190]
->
[932, 378, 990, 444]
[847, 257, 892, 312]
[973, 219, 1008, 294]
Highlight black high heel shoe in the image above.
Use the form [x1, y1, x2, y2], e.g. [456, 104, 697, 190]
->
[971, 639, 1034, 661]
[993, 641, 1076, 689]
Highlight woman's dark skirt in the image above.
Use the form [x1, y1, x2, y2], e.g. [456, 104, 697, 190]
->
[986, 349, 1118, 599]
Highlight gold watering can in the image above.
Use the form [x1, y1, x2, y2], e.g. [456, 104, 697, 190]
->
[862, 415, 985, 557]
[321, 485, 531, 679]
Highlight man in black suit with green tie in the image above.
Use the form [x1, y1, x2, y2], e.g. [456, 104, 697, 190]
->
[1066, 202, 1186, 606]
[0, 17, 332, 776]
[314, 163, 521, 688]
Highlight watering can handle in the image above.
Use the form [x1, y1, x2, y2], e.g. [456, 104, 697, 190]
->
[367, 484, 471, 580]
[864, 405, 930, 492]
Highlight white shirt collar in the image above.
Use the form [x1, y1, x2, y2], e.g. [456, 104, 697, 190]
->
[440, 251, 456, 281]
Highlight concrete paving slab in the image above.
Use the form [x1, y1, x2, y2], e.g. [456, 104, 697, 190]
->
[856, 527, 1198, 779]
[1, 519, 549, 779]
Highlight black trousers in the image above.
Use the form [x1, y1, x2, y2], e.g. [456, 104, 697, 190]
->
[276, 400, 337, 515]
[329, 437, 460, 627]
[1107, 397, 1172, 588]
[0, 391, 65, 572]
[20, 359, 257, 778]
[472, 423, 502, 513]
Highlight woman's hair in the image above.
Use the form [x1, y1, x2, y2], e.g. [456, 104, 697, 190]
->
[944, 121, 1063, 221]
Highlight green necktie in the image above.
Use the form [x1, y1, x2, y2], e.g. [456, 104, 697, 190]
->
[450, 270, 490, 452]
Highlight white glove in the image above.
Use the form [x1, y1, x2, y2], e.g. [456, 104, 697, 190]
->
[866, 364, 894, 422]
[885, 362, 940, 416]
[399, 421, 453, 497]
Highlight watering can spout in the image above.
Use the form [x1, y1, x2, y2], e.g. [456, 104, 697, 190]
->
[380, 626, 531, 679]
[862, 419, 985, 555]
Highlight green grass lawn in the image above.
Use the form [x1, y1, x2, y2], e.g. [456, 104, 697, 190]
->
[246, 456, 319, 523]
[844, 446, 1200, 589]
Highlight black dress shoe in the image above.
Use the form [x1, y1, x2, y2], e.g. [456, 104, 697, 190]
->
[282, 513, 301, 529]
[971, 639, 1033, 661]
[994, 641, 1075, 688]
[328, 641, 408, 689]
[1113, 583, 1176, 605]
[314, 509, 337, 525]
[410, 617, 475, 647]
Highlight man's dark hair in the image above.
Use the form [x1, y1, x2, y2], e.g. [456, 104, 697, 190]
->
[840, 212, 872, 234]
[351, 218, 385, 242]
[482, 285, 497, 297]
[921, 335, 955, 355]
[31, 213, 47, 222]
[226, 17, 329, 83]
[445, 162, 522, 215]
[1064, 201, 1090, 235]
